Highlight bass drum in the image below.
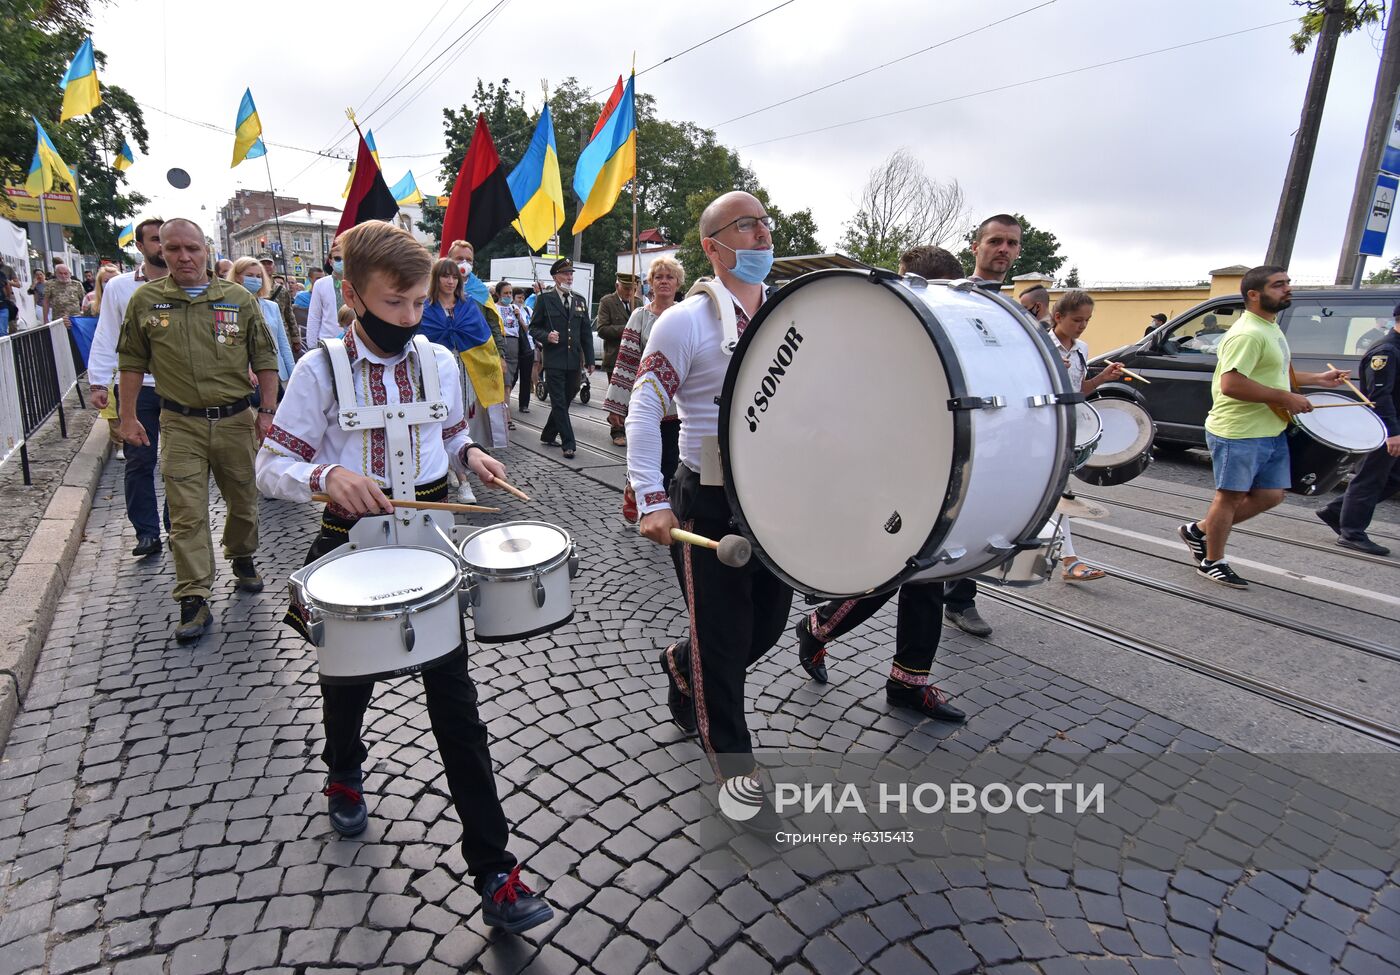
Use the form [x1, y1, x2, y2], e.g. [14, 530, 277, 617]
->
[720, 270, 1076, 599]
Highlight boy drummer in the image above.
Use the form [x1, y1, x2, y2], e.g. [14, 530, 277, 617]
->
[254, 221, 554, 934]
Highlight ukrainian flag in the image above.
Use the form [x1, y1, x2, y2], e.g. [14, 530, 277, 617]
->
[572, 73, 636, 234]
[118, 222, 135, 247]
[113, 139, 134, 172]
[26, 117, 75, 197]
[390, 170, 423, 205]
[231, 88, 266, 167]
[343, 130, 381, 198]
[508, 105, 565, 251]
[59, 37, 101, 121]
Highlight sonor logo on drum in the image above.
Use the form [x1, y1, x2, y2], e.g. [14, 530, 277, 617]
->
[884, 511, 902, 534]
[370, 586, 424, 601]
[743, 324, 805, 432]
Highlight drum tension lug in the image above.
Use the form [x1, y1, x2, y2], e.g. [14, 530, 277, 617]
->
[400, 615, 416, 653]
[1028, 392, 1084, 407]
[532, 571, 547, 609]
[947, 395, 1005, 411]
[866, 267, 902, 283]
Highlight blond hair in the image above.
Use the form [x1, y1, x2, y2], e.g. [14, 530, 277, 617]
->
[230, 256, 269, 298]
[340, 221, 432, 291]
[647, 256, 686, 288]
[337, 305, 357, 329]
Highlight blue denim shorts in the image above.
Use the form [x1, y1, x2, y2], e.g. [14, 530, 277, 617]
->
[1206, 431, 1291, 492]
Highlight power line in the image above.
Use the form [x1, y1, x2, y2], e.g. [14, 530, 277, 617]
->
[135, 101, 353, 160]
[739, 19, 1296, 149]
[714, 0, 1056, 128]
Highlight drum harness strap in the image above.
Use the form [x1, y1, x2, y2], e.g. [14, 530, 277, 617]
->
[321, 334, 448, 506]
[683, 279, 741, 486]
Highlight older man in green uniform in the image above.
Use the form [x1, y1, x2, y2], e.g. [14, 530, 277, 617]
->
[117, 217, 281, 642]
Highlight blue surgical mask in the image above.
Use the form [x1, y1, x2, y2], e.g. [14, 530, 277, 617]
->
[242, 276, 262, 294]
[713, 240, 774, 285]
[332, 258, 344, 276]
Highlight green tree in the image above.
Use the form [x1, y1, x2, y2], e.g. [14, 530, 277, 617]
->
[0, 0, 150, 259]
[1365, 255, 1400, 285]
[1061, 266, 1081, 288]
[674, 187, 822, 285]
[837, 148, 967, 271]
[956, 213, 1065, 280]
[1289, 0, 1381, 52]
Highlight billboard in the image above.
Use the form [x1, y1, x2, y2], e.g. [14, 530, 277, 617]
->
[0, 173, 82, 227]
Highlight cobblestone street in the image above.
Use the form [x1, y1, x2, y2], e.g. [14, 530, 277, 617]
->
[0, 447, 1397, 975]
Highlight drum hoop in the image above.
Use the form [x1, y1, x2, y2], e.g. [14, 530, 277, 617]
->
[1082, 396, 1155, 465]
[458, 521, 574, 579]
[1293, 395, 1385, 452]
[718, 268, 972, 598]
[297, 544, 461, 618]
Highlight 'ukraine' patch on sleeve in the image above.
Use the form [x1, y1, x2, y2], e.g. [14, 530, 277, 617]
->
[1372, 353, 1390, 372]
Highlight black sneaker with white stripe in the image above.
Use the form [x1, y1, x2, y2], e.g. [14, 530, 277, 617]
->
[1198, 560, 1247, 589]
[1178, 522, 1208, 563]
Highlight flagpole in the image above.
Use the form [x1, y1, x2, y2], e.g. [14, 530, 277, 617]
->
[630, 57, 639, 285]
[262, 153, 287, 278]
[38, 192, 52, 275]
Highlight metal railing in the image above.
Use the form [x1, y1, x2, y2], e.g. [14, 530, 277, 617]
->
[0, 318, 83, 485]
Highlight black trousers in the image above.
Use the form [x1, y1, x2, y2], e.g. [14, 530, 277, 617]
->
[944, 577, 977, 613]
[1321, 446, 1400, 537]
[517, 354, 535, 411]
[667, 465, 793, 780]
[660, 419, 681, 490]
[290, 479, 515, 889]
[542, 367, 582, 450]
[808, 580, 944, 688]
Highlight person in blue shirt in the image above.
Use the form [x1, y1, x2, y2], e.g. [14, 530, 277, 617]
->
[231, 258, 295, 398]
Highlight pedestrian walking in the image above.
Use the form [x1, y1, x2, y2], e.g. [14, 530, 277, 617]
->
[530, 258, 594, 459]
[232, 256, 296, 398]
[47, 263, 85, 325]
[306, 236, 345, 350]
[495, 280, 524, 430]
[596, 271, 638, 446]
[513, 289, 535, 414]
[116, 217, 281, 642]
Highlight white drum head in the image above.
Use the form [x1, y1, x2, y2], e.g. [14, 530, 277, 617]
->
[1088, 399, 1154, 466]
[1295, 392, 1386, 451]
[461, 521, 570, 572]
[724, 275, 954, 595]
[1074, 402, 1102, 449]
[305, 547, 458, 611]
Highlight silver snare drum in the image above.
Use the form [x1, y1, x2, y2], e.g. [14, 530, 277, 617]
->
[459, 521, 579, 643]
[289, 545, 467, 684]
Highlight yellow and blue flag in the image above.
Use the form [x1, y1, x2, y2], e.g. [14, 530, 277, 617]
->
[113, 139, 134, 172]
[26, 117, 75, 197]
[231, 88, 266, 167]
[508, 105, 565, 251]
[389, 170, 424, 205]
[572, 73, 636, 234]
[343, 130, 380, 198]
[118, 222, 135, 247]
[59, 37, 101, 121]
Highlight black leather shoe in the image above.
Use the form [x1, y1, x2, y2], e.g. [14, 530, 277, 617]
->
[231, 556, 264, 593]
[324, 771, 368, 837]
[944, 606, 992, 637]
[481, 868, 554, 934]
[794, 616, 828, 683]
[519, 408, 531, 414]
[659, 646, 696, 736]
[174, 597, 210, 643]
[887, 682, 967, 722]
[132, 535, 162, 558]
[539, 436, 558, 447]
[1339, 534, 1391, 556]
[1315, 507, 1342, 536]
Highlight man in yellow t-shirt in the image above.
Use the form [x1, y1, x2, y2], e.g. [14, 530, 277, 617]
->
[1178, 266, 1346, 589]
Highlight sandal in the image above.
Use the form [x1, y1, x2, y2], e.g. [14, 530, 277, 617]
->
[611, 434, 627, 447]
[508, 421, 517, 430]
[1062, 559, 1106, 582]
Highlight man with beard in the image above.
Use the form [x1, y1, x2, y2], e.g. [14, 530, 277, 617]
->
[87, 218, 171, 558]
[1178, 266, 1346, 588]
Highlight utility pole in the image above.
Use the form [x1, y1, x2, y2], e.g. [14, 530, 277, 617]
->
[571, 126, 586, 264]
[1337, 10, 1400, 284]
[1265, 0, 1345, 267]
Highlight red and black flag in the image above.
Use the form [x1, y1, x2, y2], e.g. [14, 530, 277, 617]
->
[336, 128, 399, 235]
[438, 114, 518, 256]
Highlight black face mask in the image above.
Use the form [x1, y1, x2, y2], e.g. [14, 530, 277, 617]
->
[352, 293, 418, 356]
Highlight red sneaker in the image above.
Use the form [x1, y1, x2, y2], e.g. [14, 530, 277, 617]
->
[622, 482, 638, 524]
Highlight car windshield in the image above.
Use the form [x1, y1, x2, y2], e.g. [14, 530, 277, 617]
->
[1278, 299, 1396, 357]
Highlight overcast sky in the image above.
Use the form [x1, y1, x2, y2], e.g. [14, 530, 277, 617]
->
[90, 0, 1393, 283]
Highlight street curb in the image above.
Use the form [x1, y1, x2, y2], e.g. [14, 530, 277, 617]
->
[0, 417, 111, 754]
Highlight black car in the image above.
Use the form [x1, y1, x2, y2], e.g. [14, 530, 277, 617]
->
[1086, 288, 1400, 448]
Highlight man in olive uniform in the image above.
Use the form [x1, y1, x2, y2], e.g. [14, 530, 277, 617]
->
[117, 218, 281, 643]
[529, 258, 595, 458]
[1317, 307, 1400, 555]
[47, 263, 85, 324]
[260, 254, 298, 355]
[596, 271, 637, 446]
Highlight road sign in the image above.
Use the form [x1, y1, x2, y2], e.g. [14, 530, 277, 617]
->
[1383, 90, 1400, 175]
[1361, 172, 1398, 256]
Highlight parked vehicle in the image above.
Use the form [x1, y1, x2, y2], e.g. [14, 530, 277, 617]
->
[1087, 288, 1400, 448]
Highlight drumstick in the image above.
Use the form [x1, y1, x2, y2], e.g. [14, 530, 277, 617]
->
[1113, 363, 1152, 384]
[1309, 401, 1373, 409]
[671, 528, 752, 567]
[311, 493, 501, 514]
[1326, 362, 1374, 406]
[483, 476, 531, 502]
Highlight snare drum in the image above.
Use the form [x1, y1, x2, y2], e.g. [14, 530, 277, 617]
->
[1074, 398, 1155, 486]
[1287, 392, 1386, 496]
[1072, 402, 1103, 470]
[288, 545, 467, 683]
[459, 521, 579, 642]
[720, 270, 1075, 598]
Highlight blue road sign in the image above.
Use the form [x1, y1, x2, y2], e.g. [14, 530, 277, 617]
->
[1361, 172, 1398, 257]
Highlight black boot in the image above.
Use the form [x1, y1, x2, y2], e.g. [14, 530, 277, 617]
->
[886, 682, 966, 722]
[481, 867, 555, 934]
[658, 645, 696, 736]
[231, 556, 264, 593]
[132, 535, 162, 558]
[174, 597, 210, 643]
[323, 771, 367, 837]
[794, 615, 828, 683]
